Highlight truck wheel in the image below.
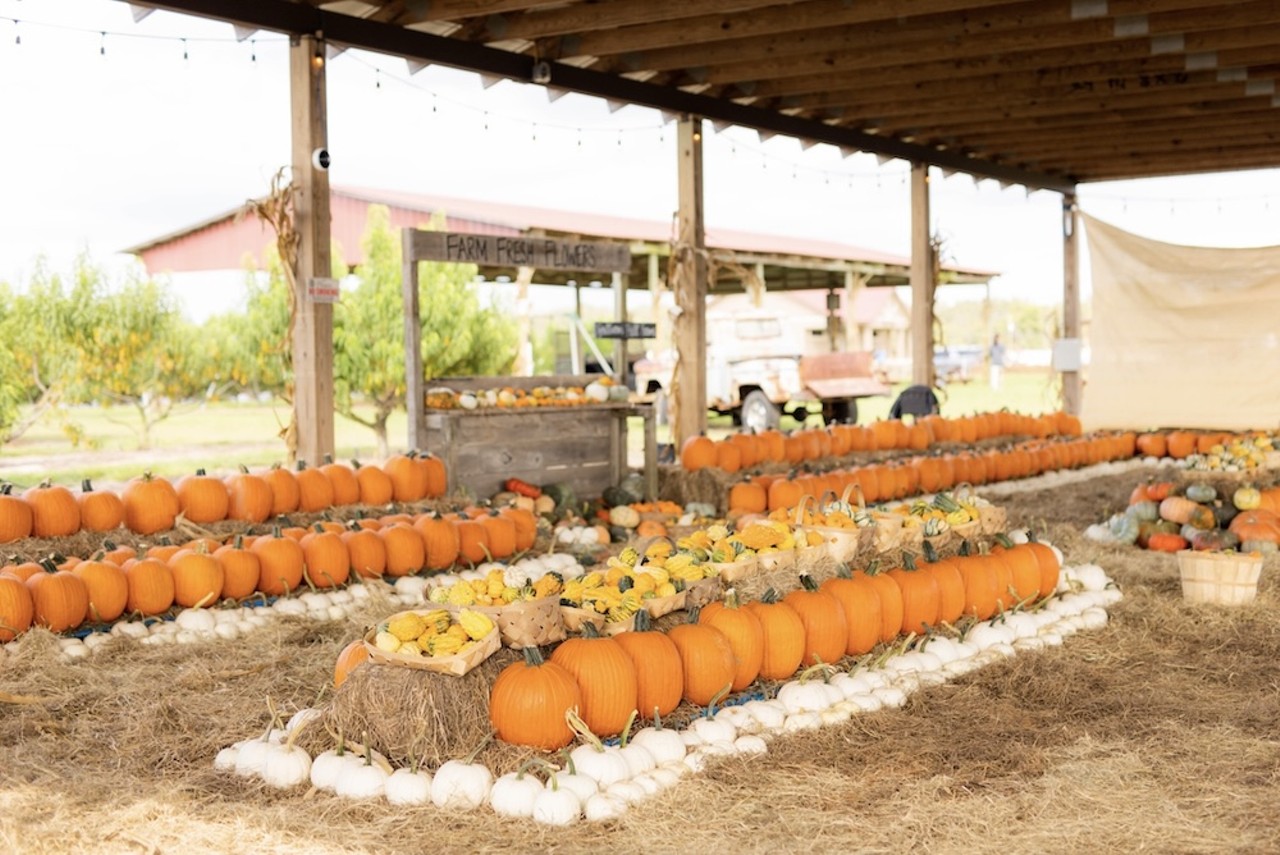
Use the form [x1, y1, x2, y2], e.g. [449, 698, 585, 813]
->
[825, 398, 857, 425]
[741, 391, 781, 432]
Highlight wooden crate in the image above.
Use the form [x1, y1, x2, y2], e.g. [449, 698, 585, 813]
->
[414, 375, 656, 500]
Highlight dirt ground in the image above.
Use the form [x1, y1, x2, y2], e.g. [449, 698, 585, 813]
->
[2, 464, 1277, 855]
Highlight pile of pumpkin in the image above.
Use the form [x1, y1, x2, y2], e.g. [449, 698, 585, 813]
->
[0, 451, 450, 544]
[680, 410, 1085, 473]
[1134, 430, 1276, 472]
[483, 536, 1063, 751]
[1085, 480, 1280, 553]
[0, 501, 539, 644]
[425, 378, 623, 410]
[724, 431, 1135, 516]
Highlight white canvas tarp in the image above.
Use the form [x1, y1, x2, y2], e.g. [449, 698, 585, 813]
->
[1081, 214, 1280, 432]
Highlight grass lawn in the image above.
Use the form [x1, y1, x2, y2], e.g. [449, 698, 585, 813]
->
[2, 369, 1063, 486]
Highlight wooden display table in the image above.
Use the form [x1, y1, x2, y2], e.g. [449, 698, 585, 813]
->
[412, 375, 657, 501]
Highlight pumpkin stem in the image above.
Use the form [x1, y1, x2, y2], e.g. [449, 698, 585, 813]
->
[994, 533, 1014, 549]
[921, 538, 939, 564]
[264, 697, 283, 738]
[361, 731, 373, 767]
[81, 478, 94, 493]
[192, 591, 216, 610]
[462, 730, 495, 765]
[724, 588, 742, 609]
[559, 747, 578, 776]
[579, 621, 602, 639]
[835, 564, 853, 580]
[522, 645, 546, 667]
[619, 710, 638, 747]
[564, 708, 604, 753]
[761, 587, 782, 604]
[652, 708, 664, 731]
[799, 574, 819, 592]
[705, 684, 731, 718]
[38, 557, 58, 574]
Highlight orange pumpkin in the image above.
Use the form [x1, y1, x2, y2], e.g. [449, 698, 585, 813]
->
[783, 575, 848, 668]
[250, 528, 305, 597]
[175, 469, 229, 524]
[261, 464, 301, 516]
[745, 591, 806, 680]
[26, 562, 89, 632]
[334, 638, 371, 689]
[0, 574, 35, 641]
[169, 546, 226, 609]
[380, 522, 426, 577]
[613, 609, 684, 720]
[0, 483, 34, 544]
[680, 434, 717, 472]
[124, 557, 175, 616]
[300, 525, 351, 589]
[418, 452, 448, 499]
[414, 513, 460, 571]
[667, 618, 737, 707]
[383, 454, 428, 503]
[24, 481, 81, 538]
[225, 466, 274, 523]
[319, 456, 361, 506]
[121, 473, 179, 535]
[341, 525, 387, 579]
[550, 622, 639, 738]
[352, 460, 394, 506]
[489, 645, 582, 749]
[294, 461, 336, 513]
[819, 569, 883, 656]
[76, 479, 124, 533]
[73, 558, 129, 623]
[698, 590, 764, 692]
[214, 535, 262, 600]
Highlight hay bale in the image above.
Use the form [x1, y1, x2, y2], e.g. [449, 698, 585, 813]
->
[312, 645, 537, 775]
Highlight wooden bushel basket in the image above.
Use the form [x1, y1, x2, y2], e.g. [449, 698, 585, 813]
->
[560, 605, 636, 636]
[445, 596, 566, 649]
[1176, 550, 1263, 606]
[363, 619, 500, 677]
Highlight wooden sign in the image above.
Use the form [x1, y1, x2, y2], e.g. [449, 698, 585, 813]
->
[410, 232, 631, 273]
[594, 322, 657, 339]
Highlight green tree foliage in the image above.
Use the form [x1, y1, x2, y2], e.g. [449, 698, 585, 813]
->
[72, 273, 208, 449]
[334, 205, 514, 456]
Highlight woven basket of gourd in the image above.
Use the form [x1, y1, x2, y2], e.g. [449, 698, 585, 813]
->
[559, 605, 635, 636]
[363, 619, 501, 678]
[444, 597, 565, 650]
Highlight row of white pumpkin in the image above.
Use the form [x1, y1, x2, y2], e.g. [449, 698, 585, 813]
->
[30, 551, 589, 662]
[214, 556, 1120, 826]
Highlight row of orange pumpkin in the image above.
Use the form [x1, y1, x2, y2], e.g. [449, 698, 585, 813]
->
[481, 538, 1062, 750]
[680, 410, 1084, 473]
[0, 452, 449, 545]
[726, 432, 1139, 514]
[0, 504, 537, 642]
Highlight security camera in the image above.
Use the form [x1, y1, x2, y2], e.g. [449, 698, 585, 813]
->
[531, 61, 551, 85]
[311, 148, 331, 170]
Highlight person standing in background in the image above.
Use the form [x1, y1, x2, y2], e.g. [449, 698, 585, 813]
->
[989, 334, 1006, 390]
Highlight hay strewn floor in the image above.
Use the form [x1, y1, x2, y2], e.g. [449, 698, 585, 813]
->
[3, 465, 1279, 855]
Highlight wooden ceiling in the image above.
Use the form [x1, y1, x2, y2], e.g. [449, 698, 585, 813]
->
[147, 0, 1280, 189]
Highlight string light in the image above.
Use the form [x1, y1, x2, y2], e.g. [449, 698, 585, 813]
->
[99, 30, 105, 56]
[13, 19, 19, 46]
[181, 37, 187, 60]
[249, 38, 256, 63]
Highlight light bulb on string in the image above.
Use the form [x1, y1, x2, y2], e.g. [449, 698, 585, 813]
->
[531, 122, 537, 142]
[99, 31, 106, 56]
[375, 68, 381, 89]
[181, 38, 188, 60]
[13, 19, 19, 46]
[483, 110, 489, 131]
[250, 38, 256, 62]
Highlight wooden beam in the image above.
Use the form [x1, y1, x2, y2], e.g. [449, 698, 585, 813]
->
[863, 82, 1280, 134]
[910, 163, 934, 389]
[557, 0, 1030, 61]
[589, 0, 1235, 74]
[290, 34, 335, 465]
[378, 0, 566, 25]
[689, 13, 1280, 89]
[672, 115, 707, 449]
[1061, 194, 1081, 417]
[403, 228, 424, 450]
[977, 124, 1280, 164]
[819, 72, 1278, 126]
[481, 0, 782, 43]
[1048, 141, 1280, 175]
[721, 22, 1280, 100]
[786, 59, 1280, 112]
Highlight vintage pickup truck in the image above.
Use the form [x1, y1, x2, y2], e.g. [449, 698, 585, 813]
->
[634, 313, 890, 431]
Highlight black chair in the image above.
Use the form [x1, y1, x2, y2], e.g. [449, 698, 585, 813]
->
[888, 385, 941, 420]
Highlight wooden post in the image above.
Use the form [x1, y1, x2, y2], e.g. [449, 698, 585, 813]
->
[673, 115, 708, 447]
[612, 271, 628, 385]
[511, 265, 536, 376]
[910, 161, 935, 388]
[1062, 192, 1082, 415]
[290, 33, 334, 464]
[403, 228, 424, 450]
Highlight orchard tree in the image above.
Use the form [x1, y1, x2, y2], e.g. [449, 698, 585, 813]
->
[0, 257, 103, 447]
[72, 275, 208, 449]
[333, 205, 514, 456]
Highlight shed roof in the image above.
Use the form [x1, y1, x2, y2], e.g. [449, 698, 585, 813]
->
[126, 184, 997, 290]
[140, 0, 1280, 190]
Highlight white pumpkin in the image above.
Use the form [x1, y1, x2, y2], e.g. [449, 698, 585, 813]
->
[385, 767, 433, 806]
[532, 780, 581, 827]
[584, 793, 627, 822]
[629, 723, 686, 766]
[488, 770, 544, 818]
[261, 742, 312, 789]
[311, 741, 360, 791]
[335, 753, 388, 799]
[431, 758, 494, 810]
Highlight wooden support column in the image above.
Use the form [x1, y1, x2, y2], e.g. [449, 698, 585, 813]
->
[673, 115, 708, 448]
[909, 162, 936, 388]
[403, 229, 424, 450]
[612, 271, 629, 385]
[1062, 193, 1082, 415]
[511, 266, 536, 377]
[290, 33, 334, 464]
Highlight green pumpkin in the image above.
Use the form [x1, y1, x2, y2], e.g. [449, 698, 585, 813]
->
[1109, 512, 1140, 545]
[1184, 483, 1217, 503]
[1129, 500, 1160, 522]
[1212, 501, 1239, 529]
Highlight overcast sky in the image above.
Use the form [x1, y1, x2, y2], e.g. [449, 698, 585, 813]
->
[2, 0, 1278, 322]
